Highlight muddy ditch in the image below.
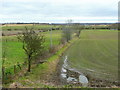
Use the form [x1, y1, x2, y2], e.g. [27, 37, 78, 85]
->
[57, 55, 119, 88]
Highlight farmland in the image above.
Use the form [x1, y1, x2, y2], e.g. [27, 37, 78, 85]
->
[2, 30, 62, 77]
[66, 30, 118, 82]
[1, 0, 119, 88]
[1, 24, 119, 88]
[2, 24, 61, 31]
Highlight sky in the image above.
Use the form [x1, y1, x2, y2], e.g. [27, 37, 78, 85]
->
[0, 0, 119, 23]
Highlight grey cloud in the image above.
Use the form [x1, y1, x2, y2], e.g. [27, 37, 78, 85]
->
[1, 0, 118, 23]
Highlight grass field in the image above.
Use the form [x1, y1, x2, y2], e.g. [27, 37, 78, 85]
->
[2, 24, 60, 31]
[66, 30, 118, 81]
[2, 30, 62, 73]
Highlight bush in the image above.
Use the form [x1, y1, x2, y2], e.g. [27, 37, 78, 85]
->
[7, 29, 12, 31]
[2, 33, 5, 36]
[49, 45, 57, 54]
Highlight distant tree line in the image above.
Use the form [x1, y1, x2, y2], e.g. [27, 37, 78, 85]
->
[109, 23, 119, 30]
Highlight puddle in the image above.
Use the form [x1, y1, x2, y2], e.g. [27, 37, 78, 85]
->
[79, 75, 88, 87]
[61, 68, 67, 73]
[67, 77, 78, 83]
[60, 56, 89, 87]
[61, 73, 67, 78]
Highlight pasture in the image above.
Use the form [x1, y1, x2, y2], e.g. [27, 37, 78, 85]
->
[2, 30, 62, 75]
[66, 30, 118, 82]
[2, 24, 60, 31]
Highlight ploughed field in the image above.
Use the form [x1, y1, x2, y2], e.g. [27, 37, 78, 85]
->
[66, 30, 118, 82]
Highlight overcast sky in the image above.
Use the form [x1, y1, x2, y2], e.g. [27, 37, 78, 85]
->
[0, 0, 119, 23]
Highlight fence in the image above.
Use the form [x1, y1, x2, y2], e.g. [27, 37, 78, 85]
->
[2, 61, 27, 83]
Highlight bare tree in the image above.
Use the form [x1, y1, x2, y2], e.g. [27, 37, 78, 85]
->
[18, 27, 45, 72]
[73, 24, 84, 38]
[109, 23, 118, 30]
[62, 19, 73, 43]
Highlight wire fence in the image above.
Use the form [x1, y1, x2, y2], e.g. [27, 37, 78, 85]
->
[2, 61, 27, 83]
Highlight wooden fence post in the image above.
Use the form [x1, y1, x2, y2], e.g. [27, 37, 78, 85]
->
[17, 63, 21, 70]
[14, 65, 16, 74]
[2, 67, 5, 84]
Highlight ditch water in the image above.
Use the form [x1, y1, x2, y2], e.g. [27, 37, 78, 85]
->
[60, 56, 89, 87]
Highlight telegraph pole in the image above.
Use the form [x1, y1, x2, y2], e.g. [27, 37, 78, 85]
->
[49, 23, 52, 48]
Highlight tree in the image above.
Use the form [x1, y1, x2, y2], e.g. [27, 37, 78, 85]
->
[73, 24, 84, 38]
[18, 27, 45, 72]
[109, 23, 118, 30]
[62, 19, 73, 43]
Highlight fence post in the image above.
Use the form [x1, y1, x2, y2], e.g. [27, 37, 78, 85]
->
[2, 67, 5, 84]
[14, 65, 16, 74]
[17, 62, 21, 70]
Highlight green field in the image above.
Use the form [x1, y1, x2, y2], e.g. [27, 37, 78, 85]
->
[2, 30, 62, 74]
[66, 30, 118, 81]
[2, 24, 60, 31]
